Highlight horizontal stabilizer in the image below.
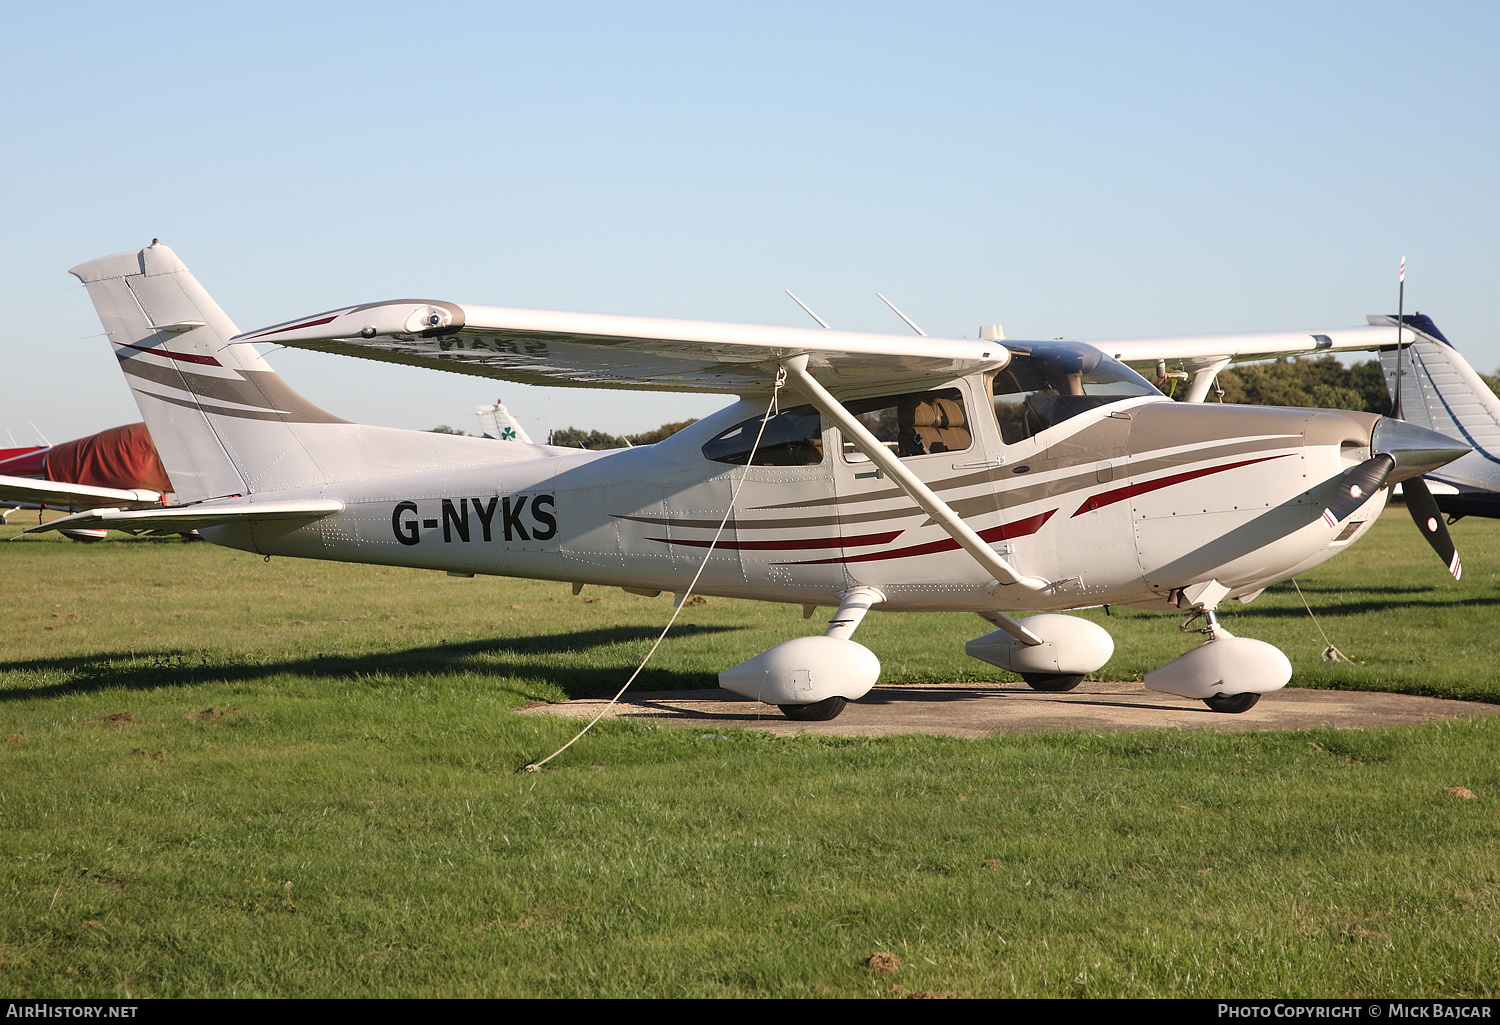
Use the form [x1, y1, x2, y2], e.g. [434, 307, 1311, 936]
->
[24, 499, 344, 537]
[0, 474, 162, 510]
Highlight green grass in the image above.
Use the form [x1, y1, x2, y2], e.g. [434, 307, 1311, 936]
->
[1, 511, 1498, 997]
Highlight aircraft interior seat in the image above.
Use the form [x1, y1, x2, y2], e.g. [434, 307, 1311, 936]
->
[905, 395, 971, 455]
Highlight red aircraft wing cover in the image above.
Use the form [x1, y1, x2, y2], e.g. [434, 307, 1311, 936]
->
[45, 423, 173, 494]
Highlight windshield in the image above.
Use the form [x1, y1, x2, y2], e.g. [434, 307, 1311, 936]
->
[990, 341, 1158, 444]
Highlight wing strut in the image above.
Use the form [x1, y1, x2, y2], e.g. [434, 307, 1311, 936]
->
[1183, 357, 1231, 403]
[779, 355, 1045, 646]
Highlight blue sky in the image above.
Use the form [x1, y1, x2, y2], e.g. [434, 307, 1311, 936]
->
[4, 2, 1496, 444]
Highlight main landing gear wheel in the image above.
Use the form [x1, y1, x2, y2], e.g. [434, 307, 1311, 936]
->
[1204, 692, 1261, 714]
[1020, 673, 1085, 693]
[778, 696, 848, 721]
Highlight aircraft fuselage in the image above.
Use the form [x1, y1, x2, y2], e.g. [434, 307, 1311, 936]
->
[203, 377, 1386, 614]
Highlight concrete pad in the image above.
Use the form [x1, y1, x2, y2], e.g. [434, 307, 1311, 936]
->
[515, 681, 1500, 738]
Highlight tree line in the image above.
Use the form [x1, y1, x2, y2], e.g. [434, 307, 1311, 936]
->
[1182, 356, 1500, 412]
[428, 419, 699, 449]
[544, 420, 700, 449]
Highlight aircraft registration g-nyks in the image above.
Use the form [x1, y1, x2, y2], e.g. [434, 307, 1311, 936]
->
[40, 243, 1469, 721]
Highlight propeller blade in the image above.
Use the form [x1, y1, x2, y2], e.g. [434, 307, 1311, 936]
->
[1320, 455, 1394, 527]
[1404, 475, 1463, 580]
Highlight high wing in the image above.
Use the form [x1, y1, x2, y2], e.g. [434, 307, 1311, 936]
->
[1090, 317, 1416, 402]
[234, 302, 1012, 393]
[0, 474, 163, 511]
[24, 500, 345, 537]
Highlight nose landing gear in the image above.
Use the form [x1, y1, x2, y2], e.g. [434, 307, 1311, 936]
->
[1145, 605, 1289, 713]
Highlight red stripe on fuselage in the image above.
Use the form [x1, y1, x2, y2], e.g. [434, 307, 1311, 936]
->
[1071, 455, 1291, 517]
[776, 509, 1056, 566]
[647, 528, 902, 551]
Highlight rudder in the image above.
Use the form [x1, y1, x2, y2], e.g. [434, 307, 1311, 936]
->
[70, 244, 344, 503]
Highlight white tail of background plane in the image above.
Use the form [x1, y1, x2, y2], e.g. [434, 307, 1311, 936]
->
[475, 399, 535, 444]
[1377, 314, 1500, 518]
[71, 244, 519, 504]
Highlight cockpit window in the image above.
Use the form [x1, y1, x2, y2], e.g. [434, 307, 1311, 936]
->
[702, 404, 824, 465]
[990, 342, 1158, 444]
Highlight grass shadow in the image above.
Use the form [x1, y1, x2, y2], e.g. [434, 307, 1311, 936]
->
[0, 624, 741, 702]
[1237, 593, 1500, 619]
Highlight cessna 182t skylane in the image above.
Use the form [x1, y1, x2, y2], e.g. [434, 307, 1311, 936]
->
[38, 243, 1469, 721]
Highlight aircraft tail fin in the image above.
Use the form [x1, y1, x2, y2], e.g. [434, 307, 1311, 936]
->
[475, 399, 535, 444]
[1373, 314, 1500, 509]
[69, 244, 345, 503]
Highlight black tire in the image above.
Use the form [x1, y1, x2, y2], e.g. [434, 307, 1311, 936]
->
[778, 696, 848, 721]
[1204, 692, 1261, 713]
[1020, 673, 1085, 693]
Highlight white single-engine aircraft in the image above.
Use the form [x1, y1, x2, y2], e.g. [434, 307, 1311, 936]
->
[39, 244, 1469, 721]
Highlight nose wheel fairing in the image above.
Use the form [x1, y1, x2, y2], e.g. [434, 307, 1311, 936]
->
[1144, 610, 1291, 705]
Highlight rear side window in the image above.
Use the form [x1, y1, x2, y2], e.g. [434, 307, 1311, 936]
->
[702, 404, 824, 465]
[842, 388, 971, 462]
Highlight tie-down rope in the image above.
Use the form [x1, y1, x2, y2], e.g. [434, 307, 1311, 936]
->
[524, 368, 787, 772]
[1290, 577, 1354, 664]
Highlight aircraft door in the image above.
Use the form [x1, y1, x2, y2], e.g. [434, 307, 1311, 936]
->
[1032, 413, 1134, 597]
[985, 355, 1145, 599]
[829, 381, 996, 593]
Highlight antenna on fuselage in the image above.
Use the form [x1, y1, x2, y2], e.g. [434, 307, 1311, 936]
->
[785, 291, 831, 329]
[1378, 255, 1463, 579]
[875, 292, 927, 336]
[1389, 256, 1407, 418]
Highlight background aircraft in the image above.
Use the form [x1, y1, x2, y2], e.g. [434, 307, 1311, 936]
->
[1373, 320, 1500, 521]
[0, 422, 170, 540]
[475, 399, 534, 444]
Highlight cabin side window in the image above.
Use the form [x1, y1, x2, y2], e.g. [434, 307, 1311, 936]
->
[702, 404, 824, 465]
[840, 388, 971, 462]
